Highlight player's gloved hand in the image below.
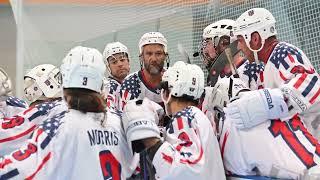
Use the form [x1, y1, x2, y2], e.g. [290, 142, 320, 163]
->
[122, 98, 163, 152]
[224, 88, 288, 129]
[203, 86, 226, 112]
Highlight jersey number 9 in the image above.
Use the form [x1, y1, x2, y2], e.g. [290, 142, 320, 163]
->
[99, 150, 121, 180]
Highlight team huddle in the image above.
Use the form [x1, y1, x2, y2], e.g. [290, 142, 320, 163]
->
[0, 7, 319, 180]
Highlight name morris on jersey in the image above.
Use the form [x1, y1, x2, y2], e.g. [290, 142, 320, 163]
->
[87, 129, 119, 146]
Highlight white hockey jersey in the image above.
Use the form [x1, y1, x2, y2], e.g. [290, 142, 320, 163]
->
[0, 109, 133, 180]
[0, 96, 28, 118]
[152, 106, 226, 180]
[0, 100, 68, 156]
[237, 60, 264, 90]
[263, 42, 320, 139]
[220, 114, 320, 179]
[120, 70, 163, 109]
[104, 76, 122, 111]
[202, 60, 264, 128]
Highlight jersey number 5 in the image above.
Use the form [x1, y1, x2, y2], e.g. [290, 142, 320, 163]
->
[99, 150, 121, 180]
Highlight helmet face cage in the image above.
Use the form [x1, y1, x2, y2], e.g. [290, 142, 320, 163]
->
[198, 38, 214, 69]
[0, 68, 12, 96]
[24, 77, 43, 103]
[55, 71, 62, 85]
[199, 35, 231, 70]
[23, 65, 62, 103]
[200, 19, 235, 69]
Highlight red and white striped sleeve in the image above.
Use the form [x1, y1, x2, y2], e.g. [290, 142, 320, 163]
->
[0, 101, 65, 156]
[0, 111, 67, 179]
[268, 43, 320, 115]
[151, 115, 206, 179]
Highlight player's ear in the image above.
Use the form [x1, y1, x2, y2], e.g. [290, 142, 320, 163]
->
[250, 32, 262, 50]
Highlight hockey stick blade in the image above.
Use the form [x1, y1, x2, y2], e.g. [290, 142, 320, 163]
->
[177, 43, 191, 64]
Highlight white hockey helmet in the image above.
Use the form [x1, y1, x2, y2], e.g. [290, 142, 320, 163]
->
[162, 61, 204, 100]
[233, 8, 276, 56]
[0, 68, 12, 96]
[60, 46, 106, 93]
[102, 42, 129, 75]
[139, 32, 168, 54]
[24, 64, 62, 103]
[203, 19, 236, 46]
[103, 42, 129, 63]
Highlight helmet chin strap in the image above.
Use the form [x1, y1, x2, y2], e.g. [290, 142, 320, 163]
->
[106, 55, 117, 78]
[161, 89, 172, 115]
[245, 38, 265, 64]
[165, 54, 170, 69]
[106, 67, 113, 79]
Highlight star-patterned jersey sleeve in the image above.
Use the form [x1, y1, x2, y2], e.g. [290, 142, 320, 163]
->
[120, 71, 163, 111]
[104, 77, 122, 111]
[1, 108, 134, 180]
[0, 100, 67, 156]
[152, 107, 226, 180]
[263, 42, 320, 139]
[6, 96, 28, 109]
[0, 96, 28, 118]
[220, 114, 320, 179]
[238, 60, 265, 90]
[264, 42, 320, 118]
[0, 111, 67, 179]
[120, 72, 142, 109]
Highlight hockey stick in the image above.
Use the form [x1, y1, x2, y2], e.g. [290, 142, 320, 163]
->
[207, 40, 241, 86]
[177, 43, 191, 64]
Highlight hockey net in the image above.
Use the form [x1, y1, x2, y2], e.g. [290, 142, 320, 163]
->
[9, 0, 320, 97]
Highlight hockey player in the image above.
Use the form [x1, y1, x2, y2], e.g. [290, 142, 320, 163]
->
[225, 8, 320, 139]
[122, 61, 226, 179]
[0, 46, 133, 179]
[202, 77, 249, 131]
[200, 19, 236, 72]
[0, 64, 67, 156]
[24, 64, 62, 106]
[120, 33, 169, 178]
[120, 32, 169, 109]
[199, 19, 264, 89]
[102, 42, 130, 110]
[208, 77, 320, 179]
[0, 68, 28, 118]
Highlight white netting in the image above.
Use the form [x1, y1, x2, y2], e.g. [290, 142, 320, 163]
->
[9, 0, 320, 97]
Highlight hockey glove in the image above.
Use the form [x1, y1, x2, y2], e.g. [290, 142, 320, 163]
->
[122, 98, 163, 152]
[224, 88, 288, 129]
